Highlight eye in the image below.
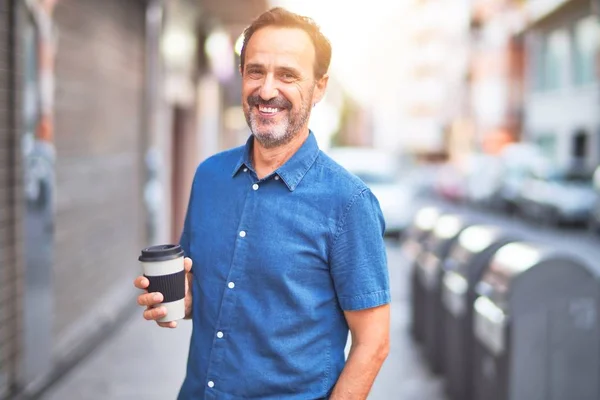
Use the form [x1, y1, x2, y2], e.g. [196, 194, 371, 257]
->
[280, 72, 296, 82]
[246, 69, 263, 78]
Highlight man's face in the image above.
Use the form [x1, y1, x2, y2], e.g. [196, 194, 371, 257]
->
[241, 26, 327, 148]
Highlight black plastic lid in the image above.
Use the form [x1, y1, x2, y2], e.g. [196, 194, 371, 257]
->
[138, 244, 184, 262]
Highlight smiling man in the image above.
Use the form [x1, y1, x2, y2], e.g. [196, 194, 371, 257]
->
[242, 25, 316, 152]
[134, 7, 391, 400]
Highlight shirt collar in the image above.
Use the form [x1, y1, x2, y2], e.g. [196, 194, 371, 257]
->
[231, 135, 254, 177]
[232, 131, 320, 192]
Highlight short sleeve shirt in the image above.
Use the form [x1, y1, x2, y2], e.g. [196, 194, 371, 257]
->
[178, 132, 390, 399]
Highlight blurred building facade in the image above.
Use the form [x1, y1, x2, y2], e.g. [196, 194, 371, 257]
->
[0, 0, 266, 398]
[467, 0, 526, 155]
[0, 0, 21, 397]
[401, 0, 471, 160]
[462, 0, 600, 170]
[397, 0, 599, 171]
[521, 0, 600, 172]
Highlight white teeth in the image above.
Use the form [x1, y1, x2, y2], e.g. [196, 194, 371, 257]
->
[258, 106, 280, 113]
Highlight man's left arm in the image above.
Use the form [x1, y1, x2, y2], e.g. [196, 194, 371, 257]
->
[329, 304, 390, 400]
[328, 188, 392, 400]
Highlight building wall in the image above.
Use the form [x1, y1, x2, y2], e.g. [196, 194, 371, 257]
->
[52, 0, 146, 347]
[525, 85, 599, 167]
[401, 0, 471, 155]
[0, 3, 13, 396]
[523, 0, 600, 170]
[0, 0, 23, 397]
[468, 0, 526, 153]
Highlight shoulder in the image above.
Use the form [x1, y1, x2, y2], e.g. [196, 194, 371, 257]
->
[194, 145, 245, 178]
[309, 151, 384, 230]
[311, 150, 370, 201]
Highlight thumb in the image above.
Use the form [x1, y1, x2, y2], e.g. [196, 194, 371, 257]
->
[184, 257, 193, 273]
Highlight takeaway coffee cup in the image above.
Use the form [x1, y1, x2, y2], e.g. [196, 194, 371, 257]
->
[138, 244, 186, 323]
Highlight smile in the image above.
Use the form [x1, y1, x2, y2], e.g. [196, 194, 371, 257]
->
[257, 105, 284, 116]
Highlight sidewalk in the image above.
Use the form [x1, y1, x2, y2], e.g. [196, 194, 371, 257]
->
[41, 243, 444, 400]
[42, 312, 192, 400]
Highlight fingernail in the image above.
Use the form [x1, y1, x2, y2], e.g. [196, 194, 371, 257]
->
[153, 293, 161, 302]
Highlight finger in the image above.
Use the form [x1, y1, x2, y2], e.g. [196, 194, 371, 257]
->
[137, 292, 163, 307]
[143, 305, 167, 321]
[158, 321, 177, 328]
[184, 257, 193, 273]
[134, 276, 149, 289]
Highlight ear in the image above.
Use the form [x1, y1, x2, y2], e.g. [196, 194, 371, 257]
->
[239, 64, 243, 76]
[311, 74, 329, 106]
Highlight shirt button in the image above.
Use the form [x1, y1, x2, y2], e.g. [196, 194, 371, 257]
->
[243, 168, 248, 172]
[252, 183, 259, 190]
[274, 176, 280, 180]
[239, 230, 246, 238]
[228, 282, 235, 289]
[207, 380, 215, 388]
[217, 331, 224, 339]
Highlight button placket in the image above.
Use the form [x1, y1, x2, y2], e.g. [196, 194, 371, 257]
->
[207, 168, 258, 382]
[205, 166, 262, 396]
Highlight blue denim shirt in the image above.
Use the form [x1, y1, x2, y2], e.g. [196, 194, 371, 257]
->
[178, 132, 390, 399]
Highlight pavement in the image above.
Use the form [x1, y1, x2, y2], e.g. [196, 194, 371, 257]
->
[40, 310, 192, 399]
[40, 241, 445, 400]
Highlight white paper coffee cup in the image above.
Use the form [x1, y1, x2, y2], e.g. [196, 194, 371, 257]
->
[139, 244, 186, 323]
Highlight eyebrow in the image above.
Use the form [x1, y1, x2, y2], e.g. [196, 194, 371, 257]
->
[245, 63, 302, 77]
[245, 63, 265, 70]
[277, 66, 301, 76]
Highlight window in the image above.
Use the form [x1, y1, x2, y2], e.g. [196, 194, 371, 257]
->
[570, 129, 589, 172]
[529, 34, 545, 92]
[542, 29, 570, 91]
[573, 129, 588, 159]
[573, 16, 600, 86]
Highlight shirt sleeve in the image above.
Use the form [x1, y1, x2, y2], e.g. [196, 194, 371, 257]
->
[330, 188, 391, 311]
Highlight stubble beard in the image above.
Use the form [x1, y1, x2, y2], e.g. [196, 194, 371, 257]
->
[245, 91, 313, 149]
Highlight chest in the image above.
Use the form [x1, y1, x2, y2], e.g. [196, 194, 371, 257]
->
[188, 176, 335, 285]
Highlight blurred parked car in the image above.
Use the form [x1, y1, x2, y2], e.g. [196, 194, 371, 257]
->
[516, 163, 596, 226]
[463, 153, 504, 207]
[494, 143, 547, 213]
[327, 147, 415, 236]
[401, 163, 440, 198]
[433, 163, 467, 203]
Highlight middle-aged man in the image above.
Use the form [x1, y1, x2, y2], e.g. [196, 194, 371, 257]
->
[135, 7, 391, 400]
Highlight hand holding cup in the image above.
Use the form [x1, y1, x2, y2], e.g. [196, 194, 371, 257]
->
[134, 244, 193, 328]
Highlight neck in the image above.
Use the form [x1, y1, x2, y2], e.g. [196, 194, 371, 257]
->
[252, 129, 309, 179]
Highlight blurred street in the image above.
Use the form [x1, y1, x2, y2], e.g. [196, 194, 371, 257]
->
[39, 193, 600, 400]
[421, 196, 600, 261]
[40, 240, 446, 400]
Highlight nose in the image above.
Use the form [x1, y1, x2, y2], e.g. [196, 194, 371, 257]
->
[259, 73, 278, 101]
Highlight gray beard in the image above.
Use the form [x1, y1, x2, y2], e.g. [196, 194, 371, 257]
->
[246, 99, 312, 149]
[249, 114, 297, 149]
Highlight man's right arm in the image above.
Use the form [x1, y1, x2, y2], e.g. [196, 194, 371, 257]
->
[135, 166, 198, 327]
